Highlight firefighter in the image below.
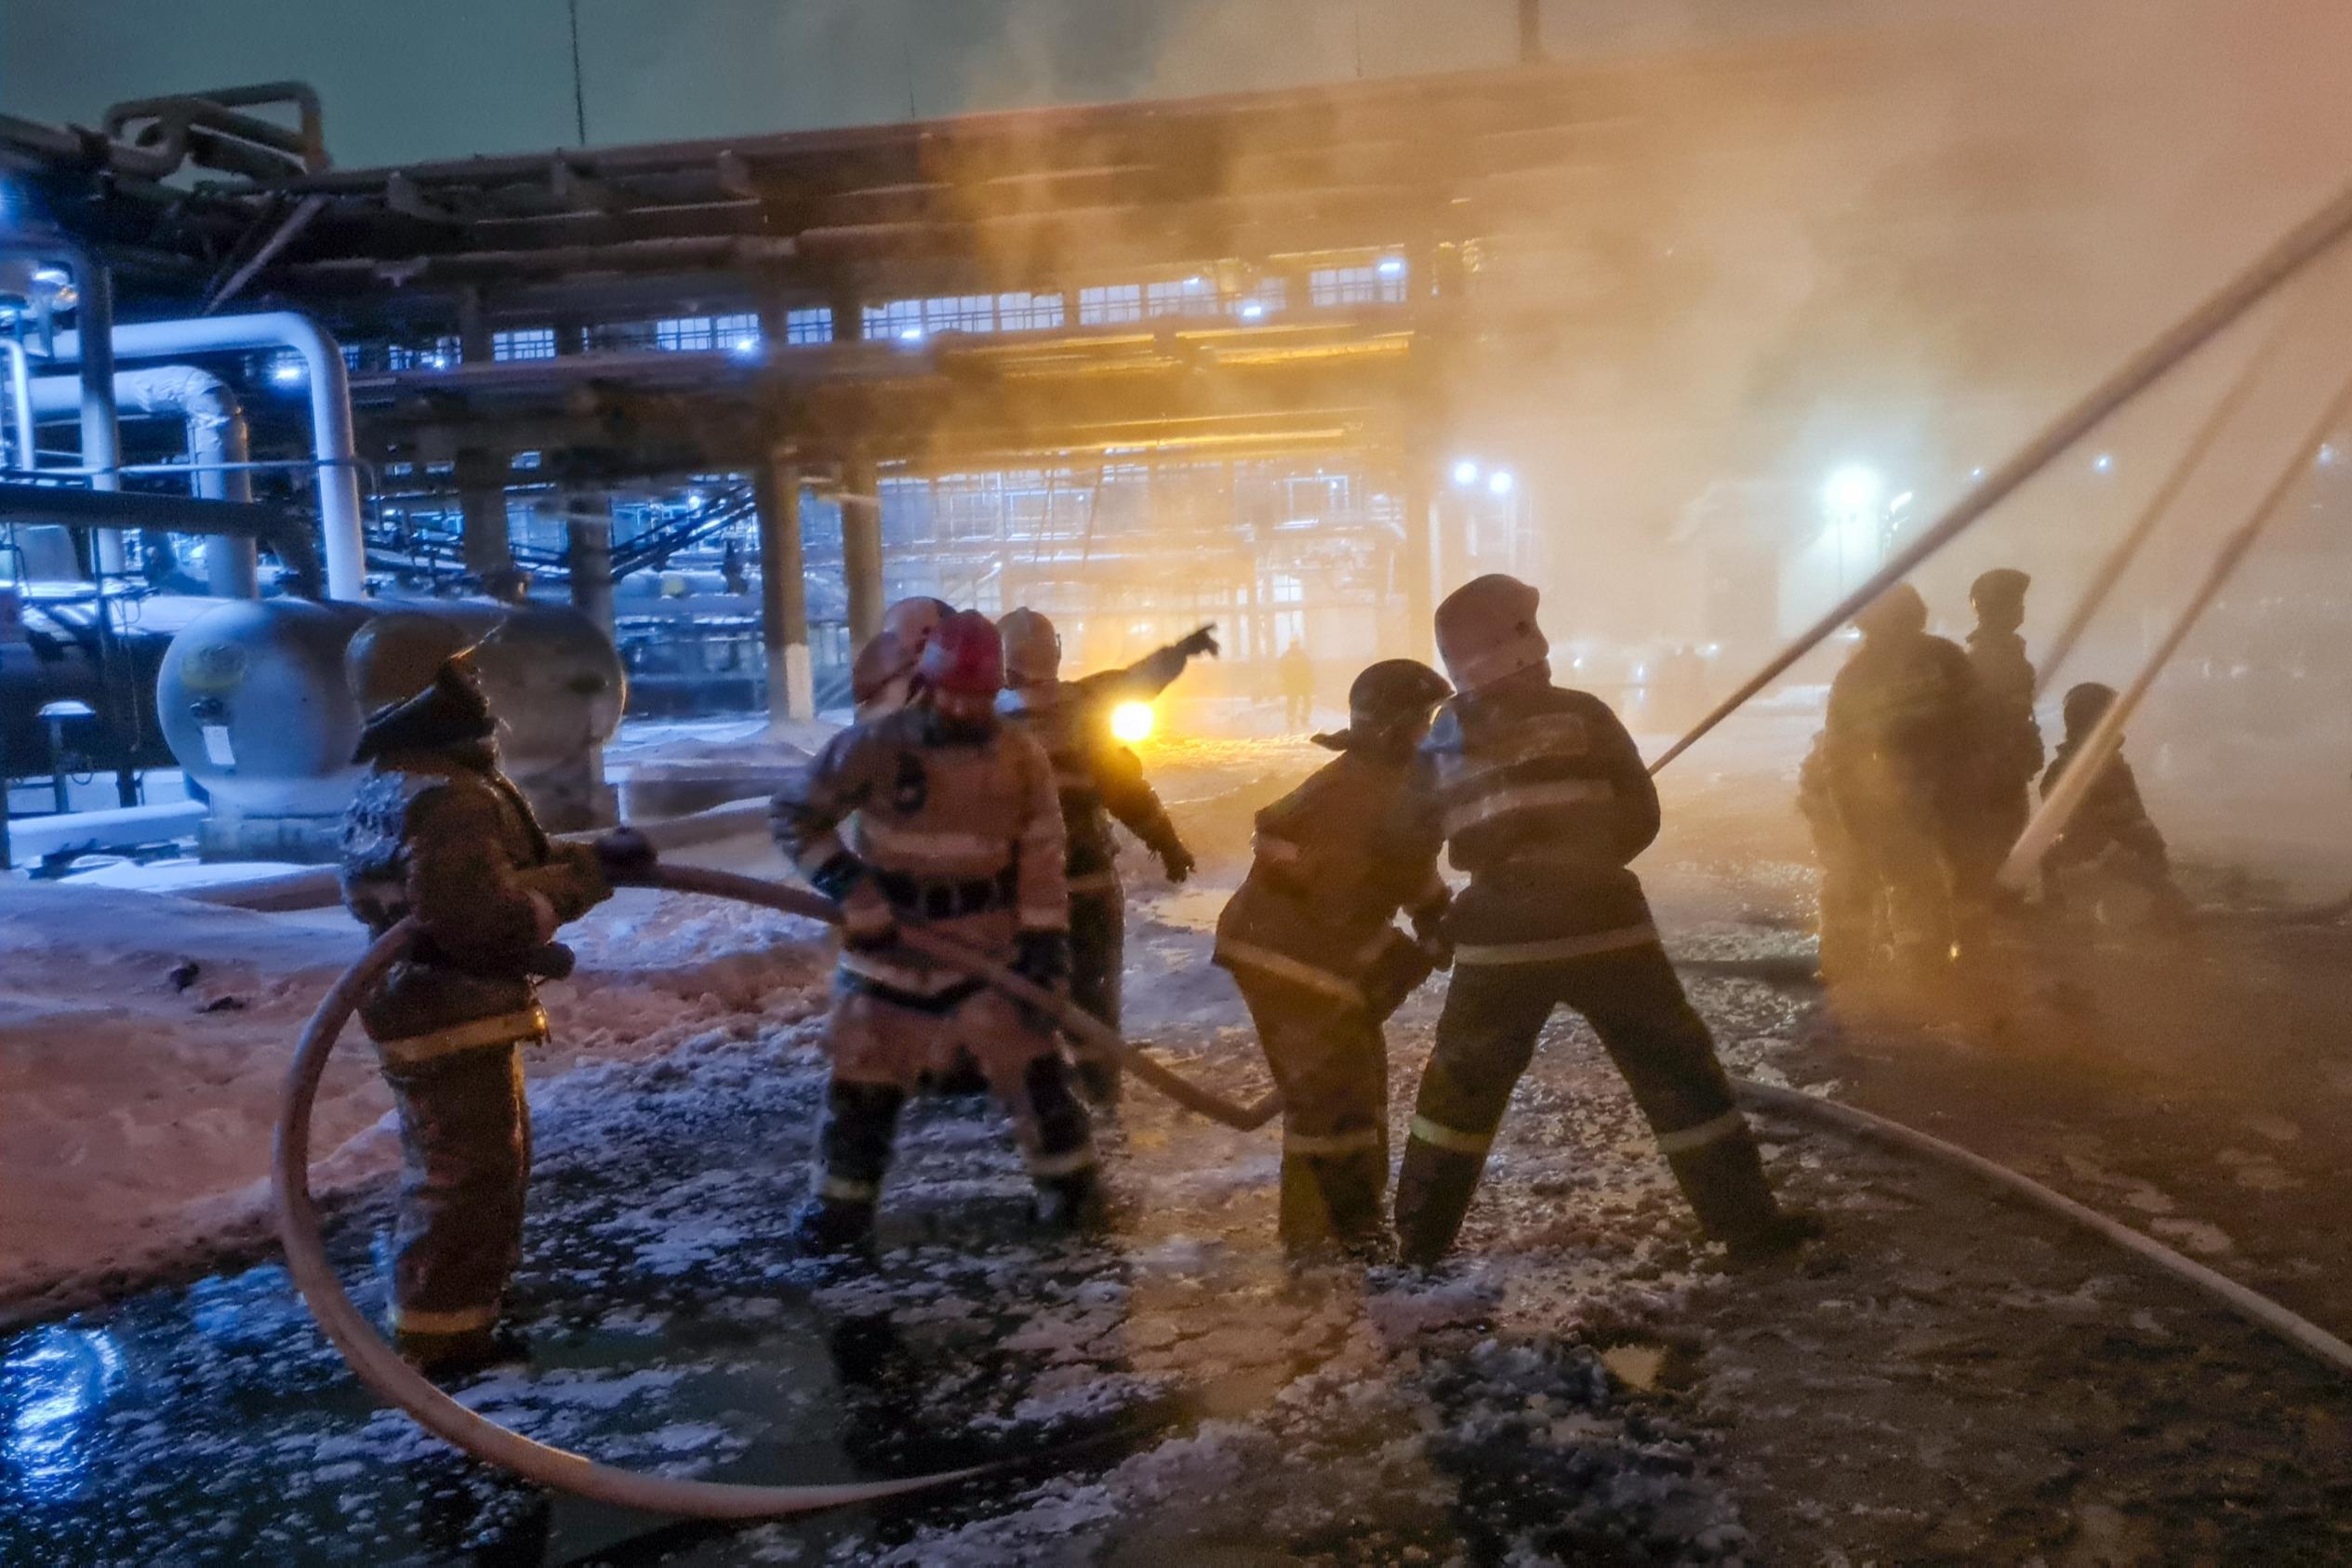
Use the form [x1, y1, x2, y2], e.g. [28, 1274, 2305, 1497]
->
[1216, 659, 1453, 1259]
[338, 612, 645, 1375]
[851, 596, 954, 722]
[772, 609, 1100, 1253]
[1954, 568, 2044, 943]
[1392, 575, 1812, 1268]
[2040, 682, 2192, 924]
[997, 607, 1218, 1102]
[1819, 582, 1981, 977]
[1798, 727, 1878, 983]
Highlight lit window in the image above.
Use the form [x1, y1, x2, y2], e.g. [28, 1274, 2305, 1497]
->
[1230, 279, 1286, 322]
[996, 292, 1065, 331]
[1078, 285, 1143, 326]
[492, 327, 556, 361]
[922, 295, 996, 335]
[863, 299, 926, 340]
[652, 313, 756, 352]
[784, 307, 833, 344]
[387, 336, 460, 371]
[1146, 279, 1218, 319]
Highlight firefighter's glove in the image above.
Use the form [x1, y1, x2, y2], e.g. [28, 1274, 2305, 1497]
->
[1176, 624, 1220, 660]
[1157, 839, 1197, 884]
[1411, 904, 1454, 971]
[526, 941, 578, 981]
[593, 827, 658, 884]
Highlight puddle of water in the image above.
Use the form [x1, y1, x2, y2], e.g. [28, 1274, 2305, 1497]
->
[1599, 1343, 1665, 1391]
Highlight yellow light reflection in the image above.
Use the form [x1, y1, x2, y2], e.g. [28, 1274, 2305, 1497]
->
[1110, 701, 1155, 744]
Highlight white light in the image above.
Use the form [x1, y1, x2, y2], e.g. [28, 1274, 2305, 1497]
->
[688, 489, 707, 509]
[2093, 452, 2113, 473]
[1110, 701, 1154, 743]
[1184, 275, 1206, 289]
[30, 266, 69, 286]
[1452, 458, 1480, 486]
[1889, 489, 1913, 512]
[1970, 466, 1986, 481]
[1486, 470, 1515, 495]
[269, 362, 304, 385]
[1824, 464, 1883, 514]
[1239, 301, 1265, 321]
[425, 352, 449, 370]
[897, 326, 924, 342]
[731, 335, 759, 355]
[1376, 257, 1405, 277]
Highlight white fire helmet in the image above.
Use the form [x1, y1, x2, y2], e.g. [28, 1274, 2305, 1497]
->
[997, 607, 1062, 687]
[1433, 573, 1549, 693]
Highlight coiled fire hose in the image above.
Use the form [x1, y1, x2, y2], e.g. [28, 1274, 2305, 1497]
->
[271, 861, 1279, 1521]
[276, 865, 2352, 1522]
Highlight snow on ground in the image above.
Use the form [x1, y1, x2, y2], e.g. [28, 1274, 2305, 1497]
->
[0, 831, 831, 1327]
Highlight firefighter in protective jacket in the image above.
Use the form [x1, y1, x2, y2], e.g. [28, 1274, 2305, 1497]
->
[1953, 568, 2044, 937]
[2040, 682, 2192, 924]
[772, 609, 1100, 1252]
[851, 596, 954, 722]
[1216, 659, 1453, 1258]
[997, 607, 1217, 1101]
[1392, 575, 1811, 1267]
[1819, 582, 1980, 974]
[338, 612, 640, 1374]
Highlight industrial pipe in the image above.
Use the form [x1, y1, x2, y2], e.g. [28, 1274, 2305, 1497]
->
[1647, 172, 2352, 775]
[0, 339, 33, 472]
[0, 236, 121, 570]
[29, 365, 259, 596]
[52, 312, 368, 598]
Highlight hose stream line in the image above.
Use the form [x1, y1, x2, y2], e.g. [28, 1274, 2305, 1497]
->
[272, 868, 1273, 1516]
[1648, 171, 2352, 777]
[1734, 1080, 2352, 1378]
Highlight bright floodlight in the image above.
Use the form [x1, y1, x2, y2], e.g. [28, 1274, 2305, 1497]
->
[897, 326, 924, 342]
[1452, 458, 1480, 486]
[1824, 464, 1883, 514]
[731, 335, 759, 354]
[270, 361, 304, 385]
[1239, 301, 1266, 320]
[1110, 701, 1154, 744]
[1487, 469, 1515, 496]
[1376, 257, 1406, 277]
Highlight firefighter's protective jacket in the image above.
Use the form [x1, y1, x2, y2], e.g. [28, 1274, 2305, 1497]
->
[1822, 631, 1980, 813]
[772, 706, 1069, 998]
[339, 748, 609, 1050]
[998, 641, 1191, 895]
[1411, 671, 1662, 964]
[1215, 749, 1446, 1006]
[2041, 739, 2169, 869]
[1966, 627, 2044, 793]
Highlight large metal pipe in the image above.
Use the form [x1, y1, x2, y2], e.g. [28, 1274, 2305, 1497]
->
[27, 365, 259, 595]
[0, 237, 122, 570]
[53, 312, 367, 597]
[0, 339, 34, 472]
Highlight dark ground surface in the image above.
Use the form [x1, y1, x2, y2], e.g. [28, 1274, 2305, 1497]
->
[7, 738, 2352, 1563]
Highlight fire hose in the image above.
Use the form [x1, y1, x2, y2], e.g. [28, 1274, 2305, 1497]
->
[271, 861, 1279, 1522]
[277, 866, 2352, 1522]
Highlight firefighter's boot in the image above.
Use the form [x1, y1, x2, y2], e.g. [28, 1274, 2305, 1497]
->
[1392, 1124, 1494, 1268]
[1661, 1113, 1815, 1262]
[795, 1080, 904, 1256]
[1014, 1055, 1105, 1230]
[1279, 1131, 1391, 1261]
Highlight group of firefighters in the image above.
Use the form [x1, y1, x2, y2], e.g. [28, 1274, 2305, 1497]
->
[334, 574, 1833, 1375]
[1801, 568, 2187, 987]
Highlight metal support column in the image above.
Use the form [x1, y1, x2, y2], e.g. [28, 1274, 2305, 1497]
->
[565, 494, 615, 637]
[841, 450, 884, 648]
[753, 451, 814, 721]
[1401, 461, 1435, 659]
[456, 447, 514, 586]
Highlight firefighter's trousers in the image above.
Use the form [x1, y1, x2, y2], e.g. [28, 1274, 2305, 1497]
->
[377, 1030, 536, 1349]
[817, 981, 1098, 1210]
[1394, 942, 1781, 1266]
[1068, 886, 1125, 1102]
[1234, 972, 1389, 1254]
[1814, 836, 1880, 983]
[1849, 799, 1958, 967]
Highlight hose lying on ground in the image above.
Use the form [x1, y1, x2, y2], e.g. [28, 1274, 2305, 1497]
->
[1733, 1078, 2352, 1378]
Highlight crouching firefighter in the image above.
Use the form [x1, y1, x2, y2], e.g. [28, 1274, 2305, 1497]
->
[1392, 575, 1815, 1267]
[997, 607, 1218, 1102]
[772, 610, 1103, 1252]
[338, 613, 644, 1374]
[1215, 659, 1454, 1260]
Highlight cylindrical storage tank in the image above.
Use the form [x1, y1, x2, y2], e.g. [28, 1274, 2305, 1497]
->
[156, 597, 627, 859]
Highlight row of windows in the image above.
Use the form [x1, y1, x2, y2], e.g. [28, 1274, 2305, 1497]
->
[343, 260, 1405, 372]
